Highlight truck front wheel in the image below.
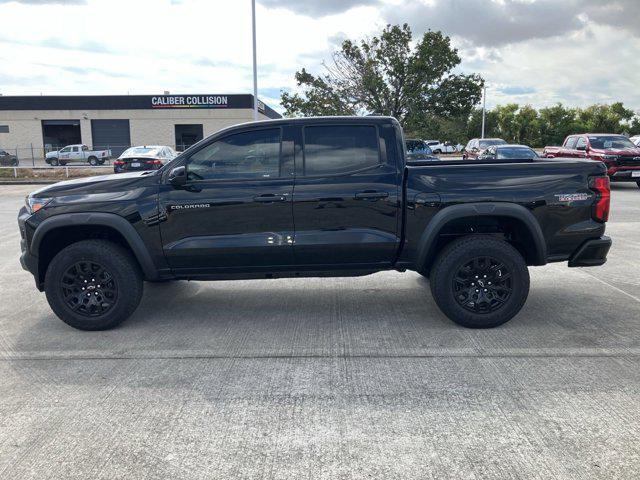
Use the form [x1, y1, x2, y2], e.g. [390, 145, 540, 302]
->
[429, 235, 530, 328]
[44, 240, 143, 330]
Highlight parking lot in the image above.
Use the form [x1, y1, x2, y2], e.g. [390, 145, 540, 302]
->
[0, 182, 639, 478]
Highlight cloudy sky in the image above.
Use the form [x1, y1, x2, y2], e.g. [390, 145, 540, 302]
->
[0, 0, 638, 113]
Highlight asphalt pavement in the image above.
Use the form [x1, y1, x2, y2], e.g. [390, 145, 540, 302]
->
[1, 182, 639, 479]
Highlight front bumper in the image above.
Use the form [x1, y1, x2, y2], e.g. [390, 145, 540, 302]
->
[18, 208, 42, 290]
[608, 166, 640, 182]
[568, 236, 612, 267]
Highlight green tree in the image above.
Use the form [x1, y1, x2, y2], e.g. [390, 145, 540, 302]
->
[538, 103, 579, 147]
[514, 105, 541, 146]
[577, 103, 633, 133]
[281, 24, 484, 127]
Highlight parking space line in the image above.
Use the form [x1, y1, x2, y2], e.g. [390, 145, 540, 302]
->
[580, 270, 640, 304]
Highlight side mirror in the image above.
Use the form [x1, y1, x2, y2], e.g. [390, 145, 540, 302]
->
[168, 165, 187, 186]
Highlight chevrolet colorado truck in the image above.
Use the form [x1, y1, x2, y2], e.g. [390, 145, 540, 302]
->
[544, 134, 640, 188]
[19, 117, 612, 331]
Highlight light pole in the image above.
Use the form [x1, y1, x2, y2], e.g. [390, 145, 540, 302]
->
[481, 85, 487, 139]
[251, 0, 258, 121]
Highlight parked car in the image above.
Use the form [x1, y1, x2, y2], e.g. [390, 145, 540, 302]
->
[19, 116, 611, 331]
[544, 134, 640, 188]
[405, 139, 439, 161]
[425, 140, 458, 154]
[0, 149, 18, 166]
[629, 135, 640, 147]
[477, 144, 539, 161]
[463, 138, 507, 159]
[45, 144, 111, 166]
[113, 146, 177, 173]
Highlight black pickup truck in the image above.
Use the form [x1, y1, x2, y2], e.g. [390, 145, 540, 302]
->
[18, 116, 612, 331]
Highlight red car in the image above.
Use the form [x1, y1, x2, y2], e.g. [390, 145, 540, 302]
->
[544, 134, 640, 188]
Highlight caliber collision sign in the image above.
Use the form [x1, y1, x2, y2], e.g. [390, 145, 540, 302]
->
[151, 95, 229, 109]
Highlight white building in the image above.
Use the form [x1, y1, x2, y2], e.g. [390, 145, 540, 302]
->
[0, 94, 280, 158]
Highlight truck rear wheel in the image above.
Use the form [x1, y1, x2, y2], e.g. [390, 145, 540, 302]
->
[44, 240, 143, 331]
[429, 235, 530, 328]
[88, 156, 98, 166]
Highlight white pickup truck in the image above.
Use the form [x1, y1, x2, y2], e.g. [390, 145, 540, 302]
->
[45, 144, 111, 166]
[425, 140, 460, 154]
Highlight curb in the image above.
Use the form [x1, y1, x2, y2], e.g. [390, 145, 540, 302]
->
[0, 180, 57, 185]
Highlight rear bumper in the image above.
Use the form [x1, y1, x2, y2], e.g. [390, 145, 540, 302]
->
[568, 236, 612, 267]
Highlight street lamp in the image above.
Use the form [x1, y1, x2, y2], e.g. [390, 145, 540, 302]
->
[252, 0, 258, 121]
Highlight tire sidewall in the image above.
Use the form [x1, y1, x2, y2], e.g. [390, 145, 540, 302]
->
[44, 241, 142, 330]
[431, 237, 530, 328]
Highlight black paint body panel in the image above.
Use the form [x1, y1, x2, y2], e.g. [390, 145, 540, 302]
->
[19, 116, 609, 286]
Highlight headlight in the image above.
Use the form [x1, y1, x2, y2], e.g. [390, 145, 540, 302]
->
[25, 196, 52, 214]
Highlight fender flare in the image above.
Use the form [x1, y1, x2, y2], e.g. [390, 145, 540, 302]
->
[416, 202, 547, 269]
[31, 212, 159, 280]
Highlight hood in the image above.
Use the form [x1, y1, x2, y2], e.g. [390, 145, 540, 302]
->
[591, 147, 640, 156]
[29, 170, 158, 199]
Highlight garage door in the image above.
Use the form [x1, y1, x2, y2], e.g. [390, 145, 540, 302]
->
[91, 119, 131, 157]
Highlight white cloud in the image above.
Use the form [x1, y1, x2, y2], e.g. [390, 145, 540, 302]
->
[0, 0, 637, 113]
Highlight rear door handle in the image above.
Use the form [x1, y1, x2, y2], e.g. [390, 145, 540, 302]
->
[253, 193, 288, 203]
[354, 190, 389, 200]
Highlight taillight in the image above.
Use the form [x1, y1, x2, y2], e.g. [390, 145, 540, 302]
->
[146, 159, 163, 165]
[589, 176, 610, 223]
[114, 160, 124, 166]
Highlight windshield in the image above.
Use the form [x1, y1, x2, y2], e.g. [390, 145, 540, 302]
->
[588, 136, 636, 150]
[120, 147, 160, 157]
[496, 147, 538, 159]
[405, 140, 433, 155]
[479, 139, 507, 148]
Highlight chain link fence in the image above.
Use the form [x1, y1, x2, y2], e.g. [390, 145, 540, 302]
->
[0, 143, 191, 167]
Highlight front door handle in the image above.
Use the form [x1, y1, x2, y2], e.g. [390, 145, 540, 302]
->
[354, 190, 389, 200]
[253, 193, 288, 203]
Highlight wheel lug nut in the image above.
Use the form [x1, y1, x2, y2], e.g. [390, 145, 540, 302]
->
[484, 289, 487, 292]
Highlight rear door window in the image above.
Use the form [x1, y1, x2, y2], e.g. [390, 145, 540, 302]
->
[303, 125, 380, 176]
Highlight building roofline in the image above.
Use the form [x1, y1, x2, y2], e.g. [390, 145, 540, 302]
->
[0, 93, 281, 119]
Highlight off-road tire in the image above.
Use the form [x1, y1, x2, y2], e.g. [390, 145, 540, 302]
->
[429, 235, 530, 328]
[44, 240, 143, 330]
[49, 157, 59, 166]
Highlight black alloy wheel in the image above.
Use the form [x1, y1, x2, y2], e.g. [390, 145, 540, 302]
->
[452, 256, 512, 314]
[61, 260, 117, 317]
